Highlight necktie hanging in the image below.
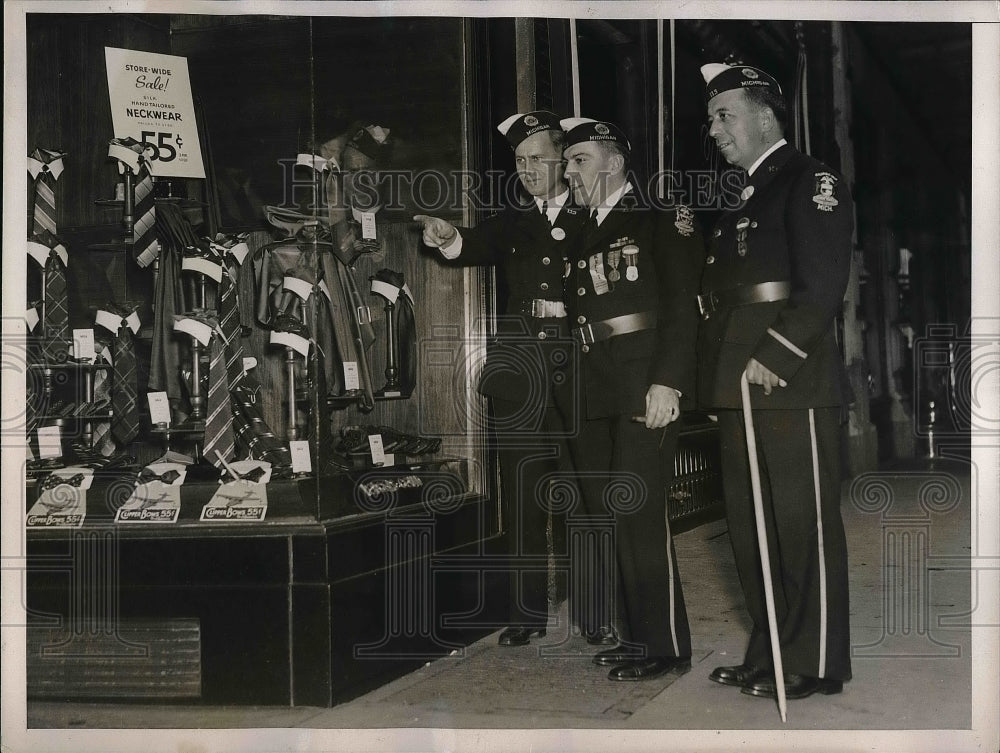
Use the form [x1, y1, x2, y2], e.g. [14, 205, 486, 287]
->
[202, 325, 236, 469]
[38, 236, 70, 364]
[108, 137, 160, 268]
[107, 307, 139, 446]
[28, 147, 65, 236]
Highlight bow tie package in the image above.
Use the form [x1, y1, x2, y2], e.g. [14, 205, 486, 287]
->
[201, 459, 271, 522]
[26, 466, 94, 527]
[116, 462, 188, 524]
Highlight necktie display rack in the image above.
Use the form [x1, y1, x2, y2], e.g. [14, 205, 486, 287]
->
[25, 149, 121, 475]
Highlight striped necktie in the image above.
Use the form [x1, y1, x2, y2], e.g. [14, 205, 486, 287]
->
[203, 327, 236, 469]
[107, 138, 159, 268]
[28, 148, 64, 235]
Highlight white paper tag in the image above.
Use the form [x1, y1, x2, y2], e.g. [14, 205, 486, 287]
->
[94, 309, 122, 335]
[360, 212, 377, 240]
[370, 279, 400, 303]
[289, 440, 312, 474]
[181, 256, 224, 283]
[228, 242, 250, 265]
[72, 329, 97, 361]
[174, 317, 214, 347]
[25, 307, 40, 332]
[318, 279, 333, 301]
[383, 453, 396, 467]
[368, 434, 386, 466]
[147, 391, 171, 425]
[589, 252, 610, 295]
[282, 275, 313, 301]
[125, 310, 141, 334]
[269, 330, 311, 357]
[242, 356, 257, 372]
[37, 425, 62, 459]
[343, 362, 361, 391]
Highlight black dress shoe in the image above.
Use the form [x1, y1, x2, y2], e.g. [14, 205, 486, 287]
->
[708, 663, 768, 688]
[592, 645, 643, 666]
[584, 626, 617, 646]
[497, 626, 546, 647]
[741, 672, 844, 699]
[608, 656, 692, 682]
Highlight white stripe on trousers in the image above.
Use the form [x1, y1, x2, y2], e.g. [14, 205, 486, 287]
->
[808, 408, 828, 677]
[664, 507, 680, 656]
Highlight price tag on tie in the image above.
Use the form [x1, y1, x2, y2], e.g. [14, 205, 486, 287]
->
[147, 391, 171, 426]
[343, 362, 360, 391]
[72, 329, 97, 361]
[360, 211, 377, 241]
[37, 426, 62, 459]
[25, 308, 40, 332]
[242, 357, 257, 372]
[368, 434, 386, 466]
[289, 440, 312, 474]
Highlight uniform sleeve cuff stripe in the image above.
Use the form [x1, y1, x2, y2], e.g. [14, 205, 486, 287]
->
[766, 327, 808, 359]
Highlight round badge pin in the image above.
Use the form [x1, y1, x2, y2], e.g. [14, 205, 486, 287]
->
[741, 185, 755, 201]
[551, 227, 566, 241]
[626, 266, 639, 282]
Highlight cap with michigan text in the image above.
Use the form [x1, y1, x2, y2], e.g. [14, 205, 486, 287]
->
[559, 117, 631, 154]
[496, 110, 562, 148]
[701, 63, 782, 101]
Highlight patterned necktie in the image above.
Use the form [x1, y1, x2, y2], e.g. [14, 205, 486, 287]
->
[29, 147, 63, 235]
[132, 157, 159, 268]
[111, 317, 139, 445]
[34, 171, 57, 235]
[203, 330, 235, 469]
[42, 247, 70, 364]
[90, 341, 116, 456]
[108, 138, 159, 268]
[218, 267, 245, 389]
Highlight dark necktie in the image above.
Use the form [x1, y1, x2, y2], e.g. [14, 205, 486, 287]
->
[540, 200, 549, 224]
[42, 245, 70, 364]
[111, 316, 139, 445]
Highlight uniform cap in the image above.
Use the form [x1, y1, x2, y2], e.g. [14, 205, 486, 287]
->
[559, 117, 631, 154]
[701, 63, 782, 101]
[496, 110, 562, 148]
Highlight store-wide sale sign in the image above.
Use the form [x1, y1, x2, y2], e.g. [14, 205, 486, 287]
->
[105, 47, 205, 178]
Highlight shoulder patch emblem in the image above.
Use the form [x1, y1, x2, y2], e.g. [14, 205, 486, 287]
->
[674, 204, 695, 237]
[813, 172, 840, 212]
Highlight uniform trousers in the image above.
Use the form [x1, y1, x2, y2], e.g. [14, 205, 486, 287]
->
[492, 397, 573, 628]
[717, 407, 852, 681]
[563, 412, 691, 659]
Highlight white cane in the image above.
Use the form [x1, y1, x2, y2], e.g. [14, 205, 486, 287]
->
[740, 370, 787, 723]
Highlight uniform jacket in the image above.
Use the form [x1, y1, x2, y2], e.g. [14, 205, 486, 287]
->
[442, 200, 587, 405]
[698, 143, 853, 409]
[564, 190, 705, 420]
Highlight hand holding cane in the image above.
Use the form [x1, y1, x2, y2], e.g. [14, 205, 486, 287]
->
[740, 369, 787, 723]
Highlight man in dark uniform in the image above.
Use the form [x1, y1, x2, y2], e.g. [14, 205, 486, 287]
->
[414, 111, 604, 646]
[559, 117, 704, 680]
[698, 63, 853, 700]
